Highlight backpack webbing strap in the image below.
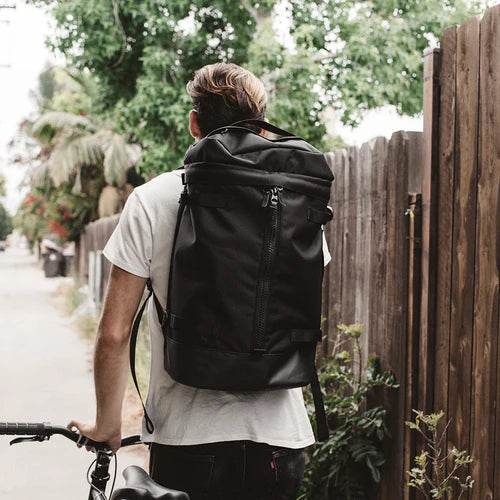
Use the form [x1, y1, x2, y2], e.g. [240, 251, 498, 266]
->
[129, 278, 156, 434]
[311, 367, 329, 442]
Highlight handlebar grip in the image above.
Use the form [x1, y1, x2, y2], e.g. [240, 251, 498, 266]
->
[0, 422, 52, 436]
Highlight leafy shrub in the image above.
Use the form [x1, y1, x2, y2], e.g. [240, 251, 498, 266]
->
[300, 323, 399, 499]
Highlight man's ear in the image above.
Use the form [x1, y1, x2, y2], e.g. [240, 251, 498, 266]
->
[189, 110, 201, 140]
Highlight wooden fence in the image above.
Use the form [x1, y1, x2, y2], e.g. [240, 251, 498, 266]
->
[319, 5, 499, 499]
[322, 131, 424, 499]
[75, 214, 119, 304]
[422, 6, 500, 500]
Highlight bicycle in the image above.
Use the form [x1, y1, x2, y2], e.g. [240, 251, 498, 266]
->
[0, 422, 190, 500]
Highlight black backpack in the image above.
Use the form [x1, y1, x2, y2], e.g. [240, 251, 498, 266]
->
[130, 120, 334, 441]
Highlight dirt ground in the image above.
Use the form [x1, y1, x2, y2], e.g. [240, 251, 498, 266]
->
[0, 247, 147, 499]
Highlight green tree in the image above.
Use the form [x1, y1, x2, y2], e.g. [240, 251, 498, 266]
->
[31, 0, 485, 175]
[0, 173, 6, 198]
[0, 203, 13, 240]
[289, 0, 487, 127]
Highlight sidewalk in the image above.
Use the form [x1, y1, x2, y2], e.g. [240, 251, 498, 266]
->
[0, 247, 142, 498]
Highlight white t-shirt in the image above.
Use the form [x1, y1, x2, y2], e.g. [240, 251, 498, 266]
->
[103, 169, 331, 449]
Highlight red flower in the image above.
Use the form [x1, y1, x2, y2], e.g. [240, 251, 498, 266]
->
[55, 225, 69, 239]
[24, 194, 35, 206]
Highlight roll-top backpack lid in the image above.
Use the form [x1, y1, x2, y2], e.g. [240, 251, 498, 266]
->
[183, 119, 334, 183]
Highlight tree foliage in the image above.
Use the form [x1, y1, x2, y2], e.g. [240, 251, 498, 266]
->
[0, 173, 6, 199]
[289, 0, 486, 127]
[0, 203, 13, 241]
[31, 0, 484, 175]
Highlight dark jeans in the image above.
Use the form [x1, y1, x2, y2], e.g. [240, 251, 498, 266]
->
[149, 440, 306, 500]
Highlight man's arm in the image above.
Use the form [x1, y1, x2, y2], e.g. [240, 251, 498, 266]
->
[68, 265, 147, 453]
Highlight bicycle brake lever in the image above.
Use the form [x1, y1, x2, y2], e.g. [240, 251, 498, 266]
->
[10, 435, 48, 446]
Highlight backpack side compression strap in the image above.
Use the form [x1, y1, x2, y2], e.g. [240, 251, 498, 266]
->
[129, 279, 156, 434]
[311, 368, 329, 442]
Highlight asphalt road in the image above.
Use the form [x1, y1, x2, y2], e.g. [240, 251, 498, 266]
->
[0, 247, 141, 499]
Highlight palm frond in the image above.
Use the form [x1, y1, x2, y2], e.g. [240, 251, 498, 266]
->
[126, 143, 142, 167]
[30, 162, 51, 189]
[48, 133, 104, 187]
[31, 111, 95, 138]
[97, 131, 141, 187]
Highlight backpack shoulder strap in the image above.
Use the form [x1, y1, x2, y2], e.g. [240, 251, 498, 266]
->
[129, 278, 162, 434]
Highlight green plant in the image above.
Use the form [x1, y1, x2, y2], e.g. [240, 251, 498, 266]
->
[405, 410, 474, 499]
[0, 202, 13, 240]
[300, 323, 399, 499]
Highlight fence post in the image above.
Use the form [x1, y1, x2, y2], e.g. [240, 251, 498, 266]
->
[404, 192, 422, 500]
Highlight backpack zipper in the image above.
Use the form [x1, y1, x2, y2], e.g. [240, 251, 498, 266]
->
[253, 186, 283, 352]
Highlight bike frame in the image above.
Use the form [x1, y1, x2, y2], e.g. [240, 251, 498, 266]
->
[90, 449, 114, 500]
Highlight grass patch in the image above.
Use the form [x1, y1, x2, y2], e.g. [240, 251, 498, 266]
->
[75, 313, 99, 340]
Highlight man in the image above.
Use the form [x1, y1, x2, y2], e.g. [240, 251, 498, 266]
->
[68, 63, 331, 499]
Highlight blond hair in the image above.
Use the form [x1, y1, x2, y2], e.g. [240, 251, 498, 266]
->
[186, 63, 267, 136]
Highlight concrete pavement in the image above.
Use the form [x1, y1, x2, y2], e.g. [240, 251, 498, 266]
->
[0, 247, 142, 499]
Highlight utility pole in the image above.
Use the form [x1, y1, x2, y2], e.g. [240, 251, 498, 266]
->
[0, 1, 16, 68]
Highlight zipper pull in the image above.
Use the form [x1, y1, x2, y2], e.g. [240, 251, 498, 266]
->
[262, 186, 283, 208]
[261, 188, 271, 207]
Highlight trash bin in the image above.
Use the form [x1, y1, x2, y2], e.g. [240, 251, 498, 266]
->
[61, 255, 74, 277]
[43, 251, 63, 278]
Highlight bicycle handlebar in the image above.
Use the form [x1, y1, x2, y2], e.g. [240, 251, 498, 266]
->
[0, 422, 141, 451]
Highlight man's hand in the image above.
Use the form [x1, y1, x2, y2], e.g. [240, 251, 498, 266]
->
[67, 419, 122, 454]
[69, 265, 147, 456]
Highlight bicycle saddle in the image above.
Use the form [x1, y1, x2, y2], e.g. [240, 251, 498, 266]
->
[110, 466, 190, 500]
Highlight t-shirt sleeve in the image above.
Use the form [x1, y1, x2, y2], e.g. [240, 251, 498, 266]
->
[322, 230, 331, 267]
[102, 191, 152, 278]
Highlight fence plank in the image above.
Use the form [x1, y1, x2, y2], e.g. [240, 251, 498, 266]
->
[419, 47, 440, 417]
[433, 26, 457, 465]
[326, 149, 346, 353]
[447, 16, 480, 500]
[356, 142, 372, 370]
[340, 146, 358, 327]
[470, 6, 500, 499]
[367, 137, 388, 365]
[378, 131, 409, 500]
[490, 7, 500, 495]
[403, 131, 424, 500]
[78, 230, 88, 283]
